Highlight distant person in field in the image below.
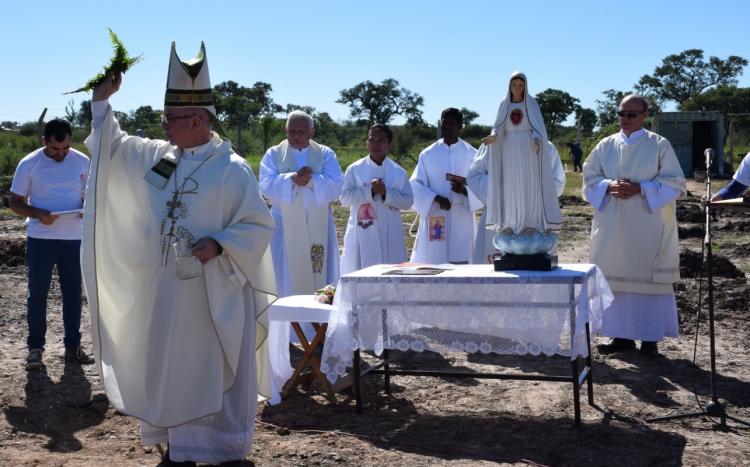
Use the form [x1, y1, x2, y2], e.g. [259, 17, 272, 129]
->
[583, 94, 686, 356]
[410, 107, 480, 264]
[340, 124, 413, 274]
[9, 118, 93, 371]
[567, 141, 583, 172]
[711, 152, 750, 201]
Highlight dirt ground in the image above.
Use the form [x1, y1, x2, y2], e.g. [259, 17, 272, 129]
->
[1, 179, 749, 466]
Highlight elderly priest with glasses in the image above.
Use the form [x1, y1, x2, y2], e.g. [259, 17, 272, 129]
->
[84, 42, 277, 465]
[582, 94, 686, 357]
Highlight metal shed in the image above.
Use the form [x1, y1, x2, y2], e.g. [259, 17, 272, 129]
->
[652, 111, 724, 177]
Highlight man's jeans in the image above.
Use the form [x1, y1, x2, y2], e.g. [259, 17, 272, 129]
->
[26, 237, 82, 350]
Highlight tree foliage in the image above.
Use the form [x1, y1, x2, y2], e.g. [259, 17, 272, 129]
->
[575, 107, 597, 137]
[213, 81, 282, 128]
[459, 107, 479, 126]
[535, 89, 579, 136]
[595, 89, 627, 127]
[337, 78, 424, 125]
[682, 85, 750, 139]
[637, 49, 748, 107]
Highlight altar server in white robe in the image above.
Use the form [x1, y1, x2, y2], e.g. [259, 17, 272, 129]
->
[84, 42, 277, 464]
[340, 124, 413, 274]
[469, 140, 566, 264]
[259, 110, 344, 400]
[583, 94, 686, 356]
[410, 108, 481, 264]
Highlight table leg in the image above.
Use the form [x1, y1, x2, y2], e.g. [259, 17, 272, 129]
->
[353, 349, 362, 414]
[569, 282, 581, 427]
[571, 357, 581, 427]
[585, 322, 594, 406]
[282, 322, 312, 397]
[383, 348, 391, 395]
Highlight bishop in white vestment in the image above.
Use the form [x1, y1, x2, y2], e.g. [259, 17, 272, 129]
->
[410, 108, 481, 264]
[340, 124, 413, 274]
[83, 43, 277, 464]
[583, 94, 686, 355]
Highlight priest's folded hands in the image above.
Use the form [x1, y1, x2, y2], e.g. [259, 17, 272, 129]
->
[607, 179, 641, 199]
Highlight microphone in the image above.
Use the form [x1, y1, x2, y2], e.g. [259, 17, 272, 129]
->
[705, 148, 714, 171]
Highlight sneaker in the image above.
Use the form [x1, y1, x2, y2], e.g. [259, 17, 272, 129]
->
[26, 348, 44, 370]
[596, 338, 636, 354]
[640, 341, 659, 356]
[64, 345, 95, 364]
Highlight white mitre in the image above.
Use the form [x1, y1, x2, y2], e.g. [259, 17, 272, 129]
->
[164, 41, 226, 138]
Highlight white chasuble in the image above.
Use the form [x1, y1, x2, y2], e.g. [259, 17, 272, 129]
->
[340, 156, 414, 274]
[83, 101, 277, 447]
[583, 130, 686, 294]
[410, 138, 481, 264]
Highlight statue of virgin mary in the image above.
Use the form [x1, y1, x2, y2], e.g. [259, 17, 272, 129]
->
[480, 71, 563, 256]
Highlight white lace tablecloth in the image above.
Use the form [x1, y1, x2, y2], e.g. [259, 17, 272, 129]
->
[321, 264, 613, 382]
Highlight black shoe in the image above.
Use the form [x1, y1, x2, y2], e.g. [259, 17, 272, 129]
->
[64, 345, 95, 364]
[640, 341, 659, 356]
[26, 348, 44, 370]
[158, 448, 196, 467]
[597, 338, 636, 354]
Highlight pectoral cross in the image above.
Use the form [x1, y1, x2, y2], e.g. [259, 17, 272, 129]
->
[160, 191, 182, 265]
[166, 193, 182, 218]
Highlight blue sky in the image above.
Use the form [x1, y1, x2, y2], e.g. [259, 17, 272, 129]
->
[2, 0, 749, 126]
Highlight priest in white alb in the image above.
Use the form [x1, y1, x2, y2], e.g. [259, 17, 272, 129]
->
[410, 108, 481, 264]
[583, 94, 686, 356]
[259, 110, 344, 400]
[83, 42, 277, 464]
[340, 124, 413, 274]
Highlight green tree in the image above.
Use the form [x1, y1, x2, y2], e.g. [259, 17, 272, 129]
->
[637, 49, 748, 107]
[213, 80, 281, 154]
[64, 99, 79, 127]
[682, 85, 750, 140]
[535, 89, 579, 137]
[76, 100, 92, 129]
[595, 89, 627, 127]
[459, 107, 479, 126]
[129, 106, 163, 137]
[575, 107, 597, 137]
[337, 78, 424, 125]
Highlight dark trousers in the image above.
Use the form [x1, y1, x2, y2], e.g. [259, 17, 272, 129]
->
[573, 156, 583, 172]
[26, 237, 82, 350]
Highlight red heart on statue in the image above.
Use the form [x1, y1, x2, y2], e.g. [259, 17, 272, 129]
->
[510, 109, 523, 125]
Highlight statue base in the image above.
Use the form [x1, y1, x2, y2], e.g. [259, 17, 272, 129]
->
[494, 253, 558, 271]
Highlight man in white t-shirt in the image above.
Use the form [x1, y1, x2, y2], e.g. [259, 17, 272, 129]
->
[9, 119, 93, 370]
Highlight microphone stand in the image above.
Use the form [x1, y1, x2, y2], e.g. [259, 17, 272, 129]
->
[647, 150, 750, 428]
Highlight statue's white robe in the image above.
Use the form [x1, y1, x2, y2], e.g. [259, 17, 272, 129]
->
[469, 141, 566, 264]
[410, 138, 481, 264]
[85, 101, 276, 463]
[583, 129, 686, 341]
[340, 156, 413, 274]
